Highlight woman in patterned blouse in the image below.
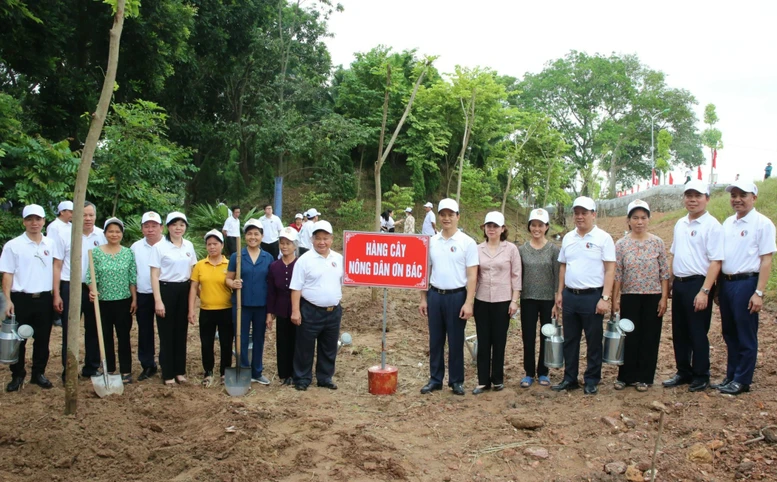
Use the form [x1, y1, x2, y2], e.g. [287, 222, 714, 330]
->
[89, 217, 137, 384]
[612, 200, 670, 392]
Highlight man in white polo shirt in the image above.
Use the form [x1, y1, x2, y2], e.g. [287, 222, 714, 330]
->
[419, 198, 479, 396]
[554, 196, 616, 395]
[663, 180, 723, 392]
[714, 180, 775, 395]
[1, 204, 56, 391]
[422, 202, 437, 235]
[47, 201, 73, 242]
[130, 211, 164, 381]
[289, 220, 343, 391]
[259, 204, 284, 259]
[298, 208, 320, 256]
[52, 201, 107, 379]
[222, 206, 241, 256]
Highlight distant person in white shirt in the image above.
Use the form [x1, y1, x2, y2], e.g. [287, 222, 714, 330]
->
[422, 202, 437, 235]
[259, 204, 284, 259]
[714, 181, 776, 395]
[298, 208, 320, 256]
[685, 169, 693, 184]
[222, 206, 241, 256]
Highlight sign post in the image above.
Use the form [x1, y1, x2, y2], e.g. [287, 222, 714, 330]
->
[343, 231, 430, 395]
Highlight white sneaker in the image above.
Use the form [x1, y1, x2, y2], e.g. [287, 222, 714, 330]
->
[251, 375, 270, 385]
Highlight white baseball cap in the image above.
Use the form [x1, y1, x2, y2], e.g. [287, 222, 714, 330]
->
[437, 198, 459, 213]
[572, 196, 596, 211]
[295, 213, 304, 219]
[204, 229, 224, 243]
[279, 226, 299, 242]
[57, 201, 74, 213]
[141, 211, 162, 224]
[481, 211, 505, 227]
[165, 211, 188, 225]
[103, 217, 125, 231]
[243, 218, 264, 233]
[626, 199, 651, 217]
[423, 202, 433, 208]
[306, 208, 321, 218]
[22, 204, 45, 219]
[405, 207, 412, 213]
[725, 180, 758, 196]
[684, 180, 709, 195]
[312, 220, 333, 235]
[528, 208, 550, 224]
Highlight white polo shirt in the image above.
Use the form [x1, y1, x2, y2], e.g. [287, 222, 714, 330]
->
[52, 228, 107, 282]
[299, 220, 315, 249]
[0, 233, 55, 293]
[721, 208, 776, 275]
[558, 226, 616, 289]
[670, 212, 724, 278]
[131, 237, 163, 294]
[290, 249, 343, 307]
[422, 211, 436, 236]
[222, 216, 241, 237]
[46, 217, 71, 242]
[149, 238, 197, 282]
[429, 230, 479, 290]
[260, 214, 284, 243]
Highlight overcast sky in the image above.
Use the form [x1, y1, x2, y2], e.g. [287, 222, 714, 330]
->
[324, 0, 777, 186]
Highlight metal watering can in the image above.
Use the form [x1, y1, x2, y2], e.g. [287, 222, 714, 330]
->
[0, 315, 35, 364]
[541, 317, 564, 369]
[602, 313, 634, 365]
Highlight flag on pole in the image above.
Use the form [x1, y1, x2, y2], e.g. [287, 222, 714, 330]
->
[669, 173, 674, 185]
[651, 168, 659, 186]
[712, 149, 717, 169]
[631, 187, 634, 194]
[698, 166, 703, 180]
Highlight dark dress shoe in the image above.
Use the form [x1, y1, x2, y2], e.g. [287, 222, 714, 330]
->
[451, 383, 464, 396]
[711, 378, 732, 389]
[472, 386, 489, 395]
[583, 382, 598, 395]
[317, 380, 338, 390]
[137, 366, 158, 381]
[294, 384, 308, 391]
[282, 377, 293, 385]
[551, 380, 580, 392]
[662, 374, 692, 387]
[492, 384, 504, 391]
[688, 380, 709, 392]
[420, 382, 443, 394]
[6, 377, 24, 392]
[31, 374, 53, 389]
[718, 381, 750, 395]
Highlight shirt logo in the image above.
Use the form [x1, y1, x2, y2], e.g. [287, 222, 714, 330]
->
[186, 252, 191, 257]
[690, 230, 697, 237]
[741, 230, 748, 237]
[94, 240, 99, 246]
[43, 250, 49, 256]
[450, 246, 457, 253]
[331, 262, 336, 267]
[585, 242, 594, 249]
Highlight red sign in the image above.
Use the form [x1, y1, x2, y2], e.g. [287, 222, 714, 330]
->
[342, 231, 430, 290]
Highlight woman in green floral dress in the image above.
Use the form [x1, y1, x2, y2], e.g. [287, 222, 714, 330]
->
[89, 217, 137, 383]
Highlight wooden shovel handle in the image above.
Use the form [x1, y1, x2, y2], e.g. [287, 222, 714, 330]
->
[88, 250, 108, 362]
[235, 236, 242, 359]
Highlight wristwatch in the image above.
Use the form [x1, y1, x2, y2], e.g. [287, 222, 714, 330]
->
[755, 289, 764, 297]
[700, 287, 710, 295]
[601, 295, 611, 301]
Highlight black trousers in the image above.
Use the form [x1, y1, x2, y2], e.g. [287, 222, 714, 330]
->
[427, 289, 467, 386]
[261, 241, 279, 260]
[158, 281, 190, 380]
[199, 308, 233, 376]
[293, 299, 341, 387]
[226, 237, 238, 256]
[61, 284, 100, 375]
[520, 298, 553, 377]
[561, 288, 604, 385]
[617, 294, 662, 384]
[9, 292, 53, 379]
[99, 298, 133, 374]
[135, 293, 157, 369]
[276, 315, 296, 379]
[671, 277, 714, 382]
[719, 276, 759, 385]
[473, 299, 510, 386]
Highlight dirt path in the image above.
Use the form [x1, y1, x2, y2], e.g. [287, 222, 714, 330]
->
[1, 216, 776, 481]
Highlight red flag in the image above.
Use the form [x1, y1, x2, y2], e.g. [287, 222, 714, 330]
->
[712, 149, 717, 169]
[697, 166, 703, 180]
[669, 173, 674, 185]
[651, 168, 659, 186]
[631, 187, 634, 194]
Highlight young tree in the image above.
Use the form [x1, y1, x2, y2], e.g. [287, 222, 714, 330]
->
[701, 103, 723, 183]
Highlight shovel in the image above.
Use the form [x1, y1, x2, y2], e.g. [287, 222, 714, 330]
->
[225, 237, 250, 396]
[88, 250, 124, 397]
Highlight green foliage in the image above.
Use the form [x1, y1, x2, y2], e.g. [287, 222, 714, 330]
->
[382, 184, 414, 212]
[188, 204, 258, 233]
[300, 191, 332, 212]
[0, 210, 22, 246]
[103, 0, 141, 17]
[459, 161, 499, 214]
[335, 199, 369, 228]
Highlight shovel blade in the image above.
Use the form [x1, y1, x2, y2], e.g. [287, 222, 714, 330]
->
[224, 367, 251, 397]
[91, 373, 125, 398]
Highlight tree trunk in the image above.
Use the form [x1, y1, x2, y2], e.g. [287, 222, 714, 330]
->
[455, 90, 476, 203]
[65, 0, 127, 416]
[500, 173, 512, 214]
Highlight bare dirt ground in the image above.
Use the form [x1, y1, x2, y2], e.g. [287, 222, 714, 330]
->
[2, 215, 776, 481]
